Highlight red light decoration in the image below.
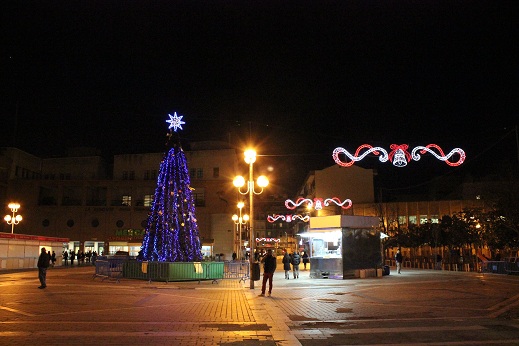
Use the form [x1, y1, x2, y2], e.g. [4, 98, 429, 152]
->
[333, 143, 465, 167]
[285, 197, 352, 210]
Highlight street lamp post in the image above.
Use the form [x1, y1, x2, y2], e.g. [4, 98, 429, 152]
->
[232, 202, 249, 260]
[4, 203, 22, 234]
[233, 149, 269, 289]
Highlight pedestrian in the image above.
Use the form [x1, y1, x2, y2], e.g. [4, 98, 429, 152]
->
[232, 252, 237, 261]
[395, 249, 403, 274]
[259, 249, 277, 297]
[282, 251, 291, 279]
[37, 247, 51, 289]
[91, 251, 98, 266]
[291, 251, 301, 279]
[70, 250, 75, 266]
[51, 251, 56, 266]
[435, 254, 442, 270]
[302, 251, 309, 270]
[63, 250, 69, 266]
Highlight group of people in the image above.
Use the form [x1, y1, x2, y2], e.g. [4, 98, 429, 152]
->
[37, 248, 99, 290]
[258, 249, 311, 297]
[282, 251, 301, 279]
[62, 249, 98, 266]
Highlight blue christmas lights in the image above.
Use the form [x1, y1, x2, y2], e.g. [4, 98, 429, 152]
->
[139, 115, 203, 262]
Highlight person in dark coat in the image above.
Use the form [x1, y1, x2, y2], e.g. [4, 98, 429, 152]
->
[291, 251, 301, 279]
[37, 247, 51, 289]
[259, 249, 277, 297]
[302, 251, 309, 270]
[395, 249, 403, 274]
[282, 252, 292, 280]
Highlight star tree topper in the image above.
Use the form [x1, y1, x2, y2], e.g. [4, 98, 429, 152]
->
[166, 112, 186, 132]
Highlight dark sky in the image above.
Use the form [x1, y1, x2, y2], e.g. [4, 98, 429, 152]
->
[1, 1, 517, 195]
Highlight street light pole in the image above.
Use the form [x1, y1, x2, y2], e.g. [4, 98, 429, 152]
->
[232, 202, 248, 259]
[233, 149, 269, 289]
[4, 203, 22, 234]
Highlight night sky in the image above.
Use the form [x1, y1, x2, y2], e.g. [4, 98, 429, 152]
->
[1, 1, 517, 195]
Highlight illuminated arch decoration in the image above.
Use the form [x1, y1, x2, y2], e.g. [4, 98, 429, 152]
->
[285, 197, 353, 211]
[333, 143, 465, 168]
[267, 214, 310, 223]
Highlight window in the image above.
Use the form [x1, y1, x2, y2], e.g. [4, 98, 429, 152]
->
[144, 194, 153, 207]
[151, 170, 157, 179]
[419, 215, 428, 224]
[144, 170, 150, 180]
[430, 215, 439, 223]
[192, 188, 205, 207]
[409, 216, 417, 225]
[190, 168, 196, 179]
[122, 171, 128, 180]
[213, 167, 219, 178]
[398, 216, 407, 225]
[196, 168, 203, 179]
[129, 171, 135, 180]
[122, 195, 132, 206]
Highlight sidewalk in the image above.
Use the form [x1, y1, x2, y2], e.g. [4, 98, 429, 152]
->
[1, 265, 519, 345]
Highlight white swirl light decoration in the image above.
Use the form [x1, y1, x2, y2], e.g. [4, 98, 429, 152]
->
[293, 215, 310, 222]
[411, 144, 466, 167]
[256, 237, 280, 243]
[285, 198, 313, 210]
[324, 197, 353, 210]
[333, 145, 389, 167]
[267, 214, 309, 223]
[267, 215, 286, 223]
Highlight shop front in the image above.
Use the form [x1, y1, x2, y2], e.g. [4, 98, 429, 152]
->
[300, 215, 381, 279]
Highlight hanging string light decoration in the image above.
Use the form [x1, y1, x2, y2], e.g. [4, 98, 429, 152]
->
[333, 143, 466, 168]
[139, 113, 203, 262]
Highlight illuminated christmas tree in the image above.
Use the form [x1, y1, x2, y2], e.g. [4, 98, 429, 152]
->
[139, 113, 203, 262]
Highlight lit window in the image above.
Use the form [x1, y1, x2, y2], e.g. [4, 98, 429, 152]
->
[122, 195, 131, 206]
[144, 195, 153, 207]
[419, 215, 428, 224]
[409, 216, 417, 225]
[398, 216, 407, 225]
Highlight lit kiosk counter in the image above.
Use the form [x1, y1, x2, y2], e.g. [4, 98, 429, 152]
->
[305, 215, 381, 279]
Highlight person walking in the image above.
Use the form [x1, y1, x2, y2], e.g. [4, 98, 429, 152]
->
[302, 251, 309, 270]
[51, 251, 56, 266]
[63, 250, 69, 266]
[37, 247, 51, 289]
[291, 251, 301, 279]
[259, 249, 277, 297]
[70, 250, 76, 266]
[282, 252, 291, 280]
[395, 249, 403, 274]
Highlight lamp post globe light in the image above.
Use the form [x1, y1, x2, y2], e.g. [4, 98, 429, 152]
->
[232, 202, 249, 259]
[233, 149, 269, 289]
[4, 203, 22, 234]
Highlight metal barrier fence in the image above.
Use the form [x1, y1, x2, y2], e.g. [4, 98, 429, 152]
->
[223, 261, 249, 283]
[92, 259, 125, 283]
[123, 261, 225, 283]
[94, 259, 253, 284]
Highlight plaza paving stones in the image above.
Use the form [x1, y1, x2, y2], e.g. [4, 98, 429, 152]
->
[1, 265, 519, 345]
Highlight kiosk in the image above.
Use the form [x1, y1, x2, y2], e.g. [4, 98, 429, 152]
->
[301, 215, 381, 279]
